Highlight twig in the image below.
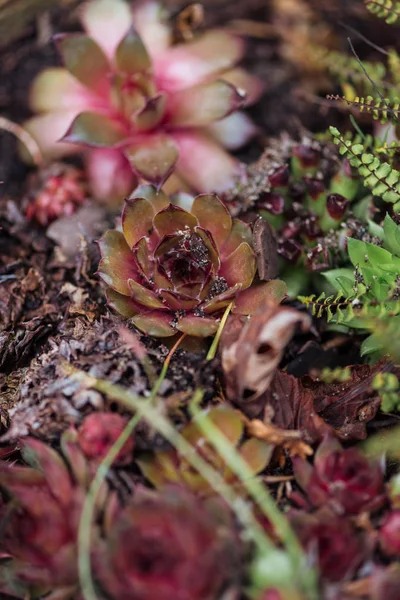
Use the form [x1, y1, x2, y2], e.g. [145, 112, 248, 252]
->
[0, 116, 43, 167]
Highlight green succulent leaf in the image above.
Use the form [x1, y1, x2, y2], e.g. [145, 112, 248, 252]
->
[63, 112, 128, 147]
[55, 33, 110, 93]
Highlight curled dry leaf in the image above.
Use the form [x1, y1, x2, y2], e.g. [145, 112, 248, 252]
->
[220, 301, 310, 416]
[246, 418, 313, 460]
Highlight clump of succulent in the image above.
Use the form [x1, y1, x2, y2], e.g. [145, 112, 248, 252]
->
[98, 185, 285, 337]
[77, 411, 134, 465]
[24, 163, 87, 226]
[24, 0, 262, 203]
[138, 405, 272, 494]
[227, 137, 365, 274]
[94, 486, 241, 600]
[293, 435, 386, 516]
[0, 438, 84, 598]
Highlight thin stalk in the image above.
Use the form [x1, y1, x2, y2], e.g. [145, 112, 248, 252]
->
[0, 116, 43, 166]
[207, 302, 233, 361]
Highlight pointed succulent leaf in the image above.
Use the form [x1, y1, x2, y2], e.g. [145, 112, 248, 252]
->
[115, 26, 152, 75]
[134, 94, 166, 132]
[60, 428, 90, 488]
[314, 434, 342, 471]
[195, 227, 220, 272]
[221, 219, 253, 259]
[202, 283, 242, 313]
[128, 278, 165, 309]
[129, 184, 170, 212]
[122, 197, 155, 248]
[98, 230, 138, 295]
[238, 438, 273, 475]
[220, 242, 256, 289]
[159, 289, 199, 310]
[292, 457, 314, 491]
[125, 134, 178, 188]
[232, 280, 287, 315]
[133, 237, 153, 279]
[191, 193, 232, 249]
[154, 204, 198, 237]
[21, 438, 73, 506]
[167, 80, 245, 127]
[63, 112, 128, 147]
[54, 33, 110, 94]
[132, 311, 176, 336]
[176, 314, 219, 336]
[107, 288, 140, 318]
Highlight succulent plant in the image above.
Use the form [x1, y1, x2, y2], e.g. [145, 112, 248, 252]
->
[25, 163, 87, 226]
[290, 509, 366, 583]
[24, 0, 262, 203]
[0, 438, 82, 598]
[293, 435, 386, 516]
[94, 486, 241, 600]
[98, 185, 285, 337]
[138, 405, 272, 494]
[77, 411, 134, 465]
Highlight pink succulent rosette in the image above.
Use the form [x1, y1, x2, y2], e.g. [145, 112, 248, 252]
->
[98, 185, 285, 337]
[25, 0, 263, 202]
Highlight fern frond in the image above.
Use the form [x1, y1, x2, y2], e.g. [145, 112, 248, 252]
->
[326, 94, 400, 123]
[330, 127, 400, 203]
[365, 0, 400, 24]
[316, 48, 387, 91]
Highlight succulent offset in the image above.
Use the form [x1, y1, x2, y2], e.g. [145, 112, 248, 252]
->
[98, 185, 285, 337]
[24, 0, 262, 202]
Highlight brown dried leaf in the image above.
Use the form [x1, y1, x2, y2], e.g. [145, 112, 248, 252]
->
[246, 418, 313, 459]
[220, 301, 310, 416]
[252, 216, 279, 280]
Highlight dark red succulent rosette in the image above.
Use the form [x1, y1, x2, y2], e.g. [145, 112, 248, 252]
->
[94, 487, 240, 600]
[293, 435, 386, 516]
[98, 185, 284, 337]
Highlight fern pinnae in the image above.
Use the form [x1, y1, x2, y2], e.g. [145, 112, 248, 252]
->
[327, 94, 400, 123]
[364, 0, 400, 25]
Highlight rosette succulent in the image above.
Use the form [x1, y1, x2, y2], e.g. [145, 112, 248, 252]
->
[0, 438, 82, 598]
[24, 0, 262, 202]
[94, 487, 240, 600]
[98, 185, 285, 337]
[293, 435, 385, 516]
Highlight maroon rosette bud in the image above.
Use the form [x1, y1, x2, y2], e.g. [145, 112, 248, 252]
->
[293, 435, 386, 516]
[77, 412, 134, 465]
[290, 509, 366, 582]
[326, 193, 349, 220]
[269, 165, 290, 189]
[379, 511, 400, 557]
[94, 488, 240, 600]
[291, 145, 321, 178]
[258, 192, 285, 215]
[278, 239, 303, 263]
[98, 185, 284, 337]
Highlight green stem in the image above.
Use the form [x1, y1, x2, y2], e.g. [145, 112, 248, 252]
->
[78, 412, 141, 600]
[206, 302, 233, 361]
